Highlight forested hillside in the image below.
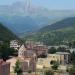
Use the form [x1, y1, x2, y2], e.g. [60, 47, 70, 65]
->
[24, 17, 75, 45]
[0, 23, 18, 41]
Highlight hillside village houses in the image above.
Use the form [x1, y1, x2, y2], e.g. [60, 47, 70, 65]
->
[25, 41, 48, 57]
[7, 57, 36, 72]
[7, 44, 37, 72]
[0, 40, 70, 74]
[37, 52, 70, 70]
[18, 42, 70, 70]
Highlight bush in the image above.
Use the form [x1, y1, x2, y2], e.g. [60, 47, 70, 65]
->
[51, 61, 59, 70]
[44, 70, 54, 75]
[50, 60, 57, 65]
[69, 65, 75, 75]
[48, 47, 56, 54]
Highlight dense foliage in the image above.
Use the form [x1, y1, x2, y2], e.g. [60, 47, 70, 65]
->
[48, 47, 57, 54]
[71, 51, 75, 64]
[69, 41, 75, 48]
[51, 61, 59, 70]
[69, 65, 75, 75]
[44, 70, 54, 75]
[0, 23, 18, 41]
[14, 60, 23, 75]
[0, 42, 17, 61]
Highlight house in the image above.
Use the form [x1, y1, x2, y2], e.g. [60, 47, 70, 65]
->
[20, 57, 36, 72]
[36, 54, 60, 69]
[56, 52, 70, 64]
[25, 41, 48, 57]
[25, 41, 43, 49]
[0, 59, 10, 75]
[7, 57, 36, 72]
[48, 53, 70, 65]
[33, 45, 48, 56]
[36, 52, 70, 69]
[10, 40, 21, 50]
[7, 42, 38, 73]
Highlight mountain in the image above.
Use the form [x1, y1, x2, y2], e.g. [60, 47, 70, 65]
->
[1, 1, 75, 37]
[0, 15, 52, 37]
[24, 17, 75, 45]
[39, 17, 75, 32]
[0, 23, 18, 41]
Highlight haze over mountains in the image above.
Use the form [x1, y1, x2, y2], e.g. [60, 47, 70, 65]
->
[0, 1, 75, 37]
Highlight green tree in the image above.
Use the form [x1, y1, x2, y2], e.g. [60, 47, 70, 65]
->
[72, 41, 75, 48]
[44, 70, 54, 75]
[38, 52, 47, 58]
[51, 61, 59, 70]
[68, 42, 72, 48]
[50, 60, 57, 65]
[57, 47, 66, 52]
[14, 60, 23, 75]
[71, 51, 75, 64]
[48, 47, 57, 54]
[0, 42, 16, 61]
[69, 65, 75, 75]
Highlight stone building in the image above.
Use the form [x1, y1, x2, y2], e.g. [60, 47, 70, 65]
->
[56, 52, 70, 64]
[0, 59, 10, 75]
[33, 45, 48, 57]
[37, 52, 70, 69]
[20, 57, 36, 72]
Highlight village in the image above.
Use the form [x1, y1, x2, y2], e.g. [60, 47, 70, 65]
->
[0, 40, 75, 75]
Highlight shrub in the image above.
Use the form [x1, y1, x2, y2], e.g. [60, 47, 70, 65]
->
[44, 70, 54, 75]
[51, 61, 59, 70]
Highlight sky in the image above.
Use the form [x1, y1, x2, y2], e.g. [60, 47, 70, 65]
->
[0, 0, 75, 10]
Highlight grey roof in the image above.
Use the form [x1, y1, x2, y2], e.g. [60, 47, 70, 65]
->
[56, 52, 70, 55]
